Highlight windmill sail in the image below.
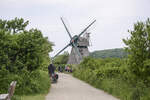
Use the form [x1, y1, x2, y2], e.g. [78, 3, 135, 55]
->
[52, 18, 96, 65]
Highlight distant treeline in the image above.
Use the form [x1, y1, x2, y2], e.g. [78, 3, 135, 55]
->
[90, 48, 128, 58]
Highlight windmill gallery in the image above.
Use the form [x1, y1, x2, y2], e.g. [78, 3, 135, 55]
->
[52, 18, 96, 64]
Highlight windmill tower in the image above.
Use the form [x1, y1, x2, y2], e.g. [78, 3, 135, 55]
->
[67, 33, 90, 64]
[52, 18, 96, 64]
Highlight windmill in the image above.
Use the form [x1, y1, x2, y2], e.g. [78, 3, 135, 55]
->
[52, 17, 96, 64]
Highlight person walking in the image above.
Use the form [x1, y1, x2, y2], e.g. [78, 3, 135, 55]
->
[48, 64, 55, 77]
[48, 64, 58, 83]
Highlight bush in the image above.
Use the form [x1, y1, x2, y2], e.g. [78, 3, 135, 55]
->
[123, 18, 150, 81]
[73, 57, 150, 100]
[0, 18, 52, 95]
[0, 68, 50, 95]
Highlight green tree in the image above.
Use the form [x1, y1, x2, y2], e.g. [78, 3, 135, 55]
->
[123, 18, 150, 81]
[0, 17, 29, 34]
[0, 18, 53, 72]
[0, 18, 53, 94]
[53, 52, 69, 65]
[15, 29, 53, 71]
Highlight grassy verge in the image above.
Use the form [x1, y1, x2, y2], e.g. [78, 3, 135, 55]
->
[13, 94, 45, 100]
[73, 69, 150, 100]
[21, 94, 45, 100]
[72, 57, 150, 100]
[12, 70, 50, 100]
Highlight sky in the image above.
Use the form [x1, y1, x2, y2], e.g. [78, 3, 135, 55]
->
[0, 0, 150, 56]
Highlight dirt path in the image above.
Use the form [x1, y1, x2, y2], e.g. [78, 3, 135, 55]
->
[45, 73, 119, 100]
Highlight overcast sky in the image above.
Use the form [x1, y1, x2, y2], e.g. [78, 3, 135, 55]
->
[0, 0, 150, 56]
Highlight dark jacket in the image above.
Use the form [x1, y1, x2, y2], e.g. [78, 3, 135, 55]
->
[48, 64, 55, 76]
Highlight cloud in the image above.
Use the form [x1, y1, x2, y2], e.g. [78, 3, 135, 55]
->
[1, 0, 150, 56]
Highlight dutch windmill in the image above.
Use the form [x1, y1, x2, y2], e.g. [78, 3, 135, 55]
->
[52, 17, 96, 64]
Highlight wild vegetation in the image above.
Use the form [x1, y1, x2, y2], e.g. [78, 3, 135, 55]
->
[1, 17, 150, 100]
[73, 18, 150, 100]
[90, 48, 127, 58]
[0, 18, 53, 99]
[53, 51, 69, 69]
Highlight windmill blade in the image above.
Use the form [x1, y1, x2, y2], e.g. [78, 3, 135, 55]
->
[78, 20, 96, 38]
[52, 43, 70, 60]
[72, 43, 82, 60]
[61, 17, 72, 39]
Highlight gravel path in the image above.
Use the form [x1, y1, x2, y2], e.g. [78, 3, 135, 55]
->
[45, 73, 119, 100]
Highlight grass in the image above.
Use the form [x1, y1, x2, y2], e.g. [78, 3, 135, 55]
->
[13, 94, 46, 100]
[37, 70, 51, 94]
[21, 94, 46, 100]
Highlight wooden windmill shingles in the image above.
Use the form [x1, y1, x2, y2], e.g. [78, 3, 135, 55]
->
[77, 37, 89, 46]
[67, 37, 90, 64]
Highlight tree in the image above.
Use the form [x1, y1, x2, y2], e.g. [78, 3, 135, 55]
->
[0, 18, 54, 94]
[0, 18, 53, 72]
[0, 17, 29, 34]
[53, 52, 69, 65]
[123, 18, 150, 81]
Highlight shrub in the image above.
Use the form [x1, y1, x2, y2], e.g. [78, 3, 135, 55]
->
[0, 18, 52, 95]
[73, 57, 150, 100]
[123, 18, 150, 81]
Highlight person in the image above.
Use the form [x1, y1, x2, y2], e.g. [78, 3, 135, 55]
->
[58, 66, 61, 72]
[58, 66, 63, 72]
[68, 67, 72, 72]
[67, 66, 70, 72]
[48, 64, 55, 77]
[65, 66, 67, 71]
[48, 64, 58, 83]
